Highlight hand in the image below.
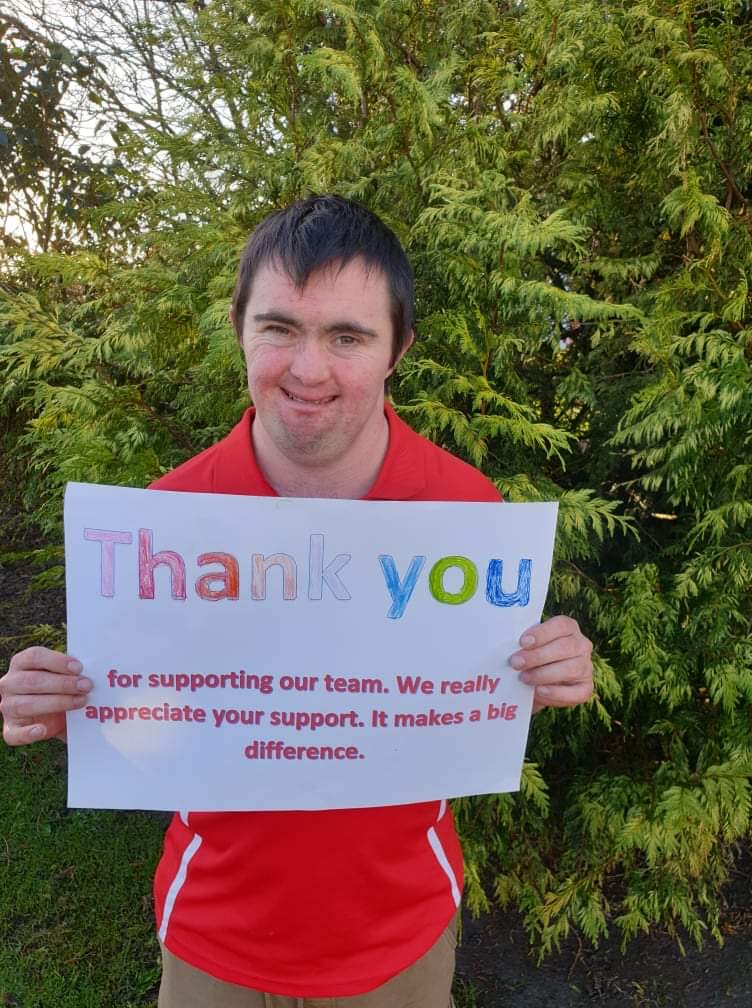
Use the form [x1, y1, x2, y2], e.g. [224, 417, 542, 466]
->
[0, 647, 92, 745]
[509, 616, 594, 713]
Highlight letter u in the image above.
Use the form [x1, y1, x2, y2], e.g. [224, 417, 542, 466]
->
[485, 559, 532, 607]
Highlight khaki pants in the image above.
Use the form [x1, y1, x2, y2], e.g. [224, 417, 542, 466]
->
[158, 917, 457, 1008]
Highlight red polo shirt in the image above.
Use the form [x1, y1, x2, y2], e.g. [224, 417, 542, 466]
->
[151, 404, 501, 997]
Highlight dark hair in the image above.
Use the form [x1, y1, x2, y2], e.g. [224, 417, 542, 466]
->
[231, 195, 415, 364]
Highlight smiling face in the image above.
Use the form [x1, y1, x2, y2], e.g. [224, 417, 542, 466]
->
[240, 257, 411, 495]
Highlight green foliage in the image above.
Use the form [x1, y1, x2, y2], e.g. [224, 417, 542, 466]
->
[0, 13, 114, 256]
[2, 0, 751, 962]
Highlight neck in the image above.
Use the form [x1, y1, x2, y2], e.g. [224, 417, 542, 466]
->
[251, 412, 390, 499]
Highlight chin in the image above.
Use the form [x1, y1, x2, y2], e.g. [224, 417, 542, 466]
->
[277, 428, 340, 462]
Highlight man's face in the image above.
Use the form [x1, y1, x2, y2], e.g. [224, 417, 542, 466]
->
[240, 258, 407, 473]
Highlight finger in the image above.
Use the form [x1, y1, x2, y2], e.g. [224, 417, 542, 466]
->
[519, 656, 592, 688]
[9, 647, 82, 677]
[2, 719, 61, 746]
[510, 634, 590, 670]
[519, 615, 579, 648]
[533, 680, 594, 708]
[1, 691, 89, 722]
[2, 668, 92, 697]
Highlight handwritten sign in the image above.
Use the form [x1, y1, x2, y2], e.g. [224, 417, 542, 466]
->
[64, 482, 558, 811]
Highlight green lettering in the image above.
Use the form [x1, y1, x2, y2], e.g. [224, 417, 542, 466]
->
[428, 555, 478, 605]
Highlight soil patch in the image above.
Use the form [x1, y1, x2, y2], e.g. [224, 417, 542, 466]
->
[456, 853, 752, 1006]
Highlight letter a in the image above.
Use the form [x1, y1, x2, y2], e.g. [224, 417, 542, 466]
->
[196, 552, 240, 600]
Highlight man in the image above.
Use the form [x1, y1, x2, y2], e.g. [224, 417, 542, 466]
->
[0, 195, 593, 1007]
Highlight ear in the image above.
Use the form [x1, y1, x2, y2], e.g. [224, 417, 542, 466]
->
[387, 329, 415, 376]
[229, 305, 242, 343]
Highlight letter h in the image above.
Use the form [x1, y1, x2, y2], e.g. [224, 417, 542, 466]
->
[138, 528, 186, 600]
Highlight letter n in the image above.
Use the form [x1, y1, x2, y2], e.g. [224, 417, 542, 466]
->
[251, 553, 297, 600]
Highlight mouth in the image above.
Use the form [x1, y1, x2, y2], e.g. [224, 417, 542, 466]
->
[282, 389, 337, 405]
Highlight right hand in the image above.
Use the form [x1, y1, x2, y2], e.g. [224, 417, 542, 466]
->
[0, 647, 92, 746]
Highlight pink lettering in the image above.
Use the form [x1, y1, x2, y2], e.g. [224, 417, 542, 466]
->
[138, 528, 186, 600]
[83, 528, 133, 597]
[251, 553, 297, 600]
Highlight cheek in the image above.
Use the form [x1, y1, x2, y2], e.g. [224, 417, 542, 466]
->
[349, 360, 393, 394]
[334, 350, 393, 386]
[244, 346, 286, 388]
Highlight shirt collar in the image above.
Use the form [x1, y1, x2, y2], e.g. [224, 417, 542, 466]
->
[364, 402, 427, 500]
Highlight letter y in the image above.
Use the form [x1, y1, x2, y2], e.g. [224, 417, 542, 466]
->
[378, 555, 426, 619]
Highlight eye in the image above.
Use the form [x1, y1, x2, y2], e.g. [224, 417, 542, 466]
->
[335, 333, 358, 346]
[264, 324, 291, 337]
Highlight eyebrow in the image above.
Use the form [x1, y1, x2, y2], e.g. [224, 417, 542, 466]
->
[252, 312, 379, 339]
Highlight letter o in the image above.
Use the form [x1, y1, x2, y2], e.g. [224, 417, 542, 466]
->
[428, 556, 478, 605]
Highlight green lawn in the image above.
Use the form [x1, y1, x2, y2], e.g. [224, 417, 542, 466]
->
[0, 742, 164, 1007]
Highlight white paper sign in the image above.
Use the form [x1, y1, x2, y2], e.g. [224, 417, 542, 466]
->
[64, 482, 558, 811]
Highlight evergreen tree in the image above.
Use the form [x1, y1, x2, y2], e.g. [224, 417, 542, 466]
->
[2, 0, 750, 952]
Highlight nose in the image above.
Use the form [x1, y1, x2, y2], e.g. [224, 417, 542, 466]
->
[287, 338, 331, 385]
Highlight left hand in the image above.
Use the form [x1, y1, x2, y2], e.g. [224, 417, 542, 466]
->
[509, 615, 594, 713]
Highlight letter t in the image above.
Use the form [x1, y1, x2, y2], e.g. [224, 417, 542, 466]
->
[83, 529, 133, 597]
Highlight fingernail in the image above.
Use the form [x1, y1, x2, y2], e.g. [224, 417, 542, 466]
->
[509, 654, 526, 670]
[76, 678, 92, 691]
[67, 660, 83, 674]
[520, 635, 536, 647]
[29, 725, 45, 739]
[537, 687, 551, 697]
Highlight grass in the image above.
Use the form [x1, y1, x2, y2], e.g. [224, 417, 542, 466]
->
[452, 978, 480, 1007]
[0, 741, 164, 1007]
[0, 514, 164, 1004]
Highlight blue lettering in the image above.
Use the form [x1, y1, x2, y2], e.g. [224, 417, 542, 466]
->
[485, 559, 532, 607]
[378, 554, 426, 619]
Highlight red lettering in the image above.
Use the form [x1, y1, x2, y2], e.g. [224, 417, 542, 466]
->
[138, 528, 186, 600]
[196, 552, 240, 600]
